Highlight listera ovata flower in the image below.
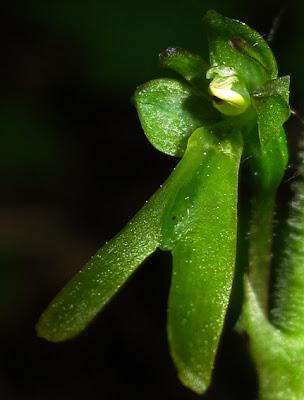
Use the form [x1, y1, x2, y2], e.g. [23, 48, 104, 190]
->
[36, 10, 290, 395]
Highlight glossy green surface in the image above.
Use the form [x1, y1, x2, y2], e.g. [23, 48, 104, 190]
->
[160, 127, 242, 393]
[36, 139, 199, 341]
[204, 10, 277, 91]
[134, 78, 217, 157]
[247, 77, 290, 192]
[36, 188, 163, 342]
[159, 47, 209, 92]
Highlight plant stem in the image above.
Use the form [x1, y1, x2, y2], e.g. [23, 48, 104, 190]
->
[242, 278, 304, 400]
[271, 176, 304, 334]
[240, 150, 304, 400]
[247, 191, 276, 313]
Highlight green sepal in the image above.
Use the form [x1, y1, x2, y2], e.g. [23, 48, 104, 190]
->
[204, 10, 277, 91]
[159, 47, 209, 92]
[246, 77, 290, 192]
[252, 76, 290, 146]
[134, 78, 218, 157]
[160, 127, 243, 394]
[245, 126, 288, 193]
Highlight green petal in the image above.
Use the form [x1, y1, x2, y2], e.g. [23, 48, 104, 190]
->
[134, 78, 217, 157]
[161, 127, 243, 393]
[159, 47, 209, 92]
[204, 10, 277, 91]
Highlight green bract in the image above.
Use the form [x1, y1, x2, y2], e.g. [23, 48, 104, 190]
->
[37, 10, 294, 399]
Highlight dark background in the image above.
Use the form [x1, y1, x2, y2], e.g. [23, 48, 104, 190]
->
[0, 1, 303, 399]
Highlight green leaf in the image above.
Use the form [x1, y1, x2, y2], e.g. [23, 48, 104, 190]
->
[204, 10, 277, 91]
[134, 78, 218, 157]
[159, 47, 209, 92]
[160, 127, 243, 393]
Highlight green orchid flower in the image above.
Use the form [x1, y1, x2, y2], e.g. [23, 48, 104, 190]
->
[36, 10, 292, 397]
